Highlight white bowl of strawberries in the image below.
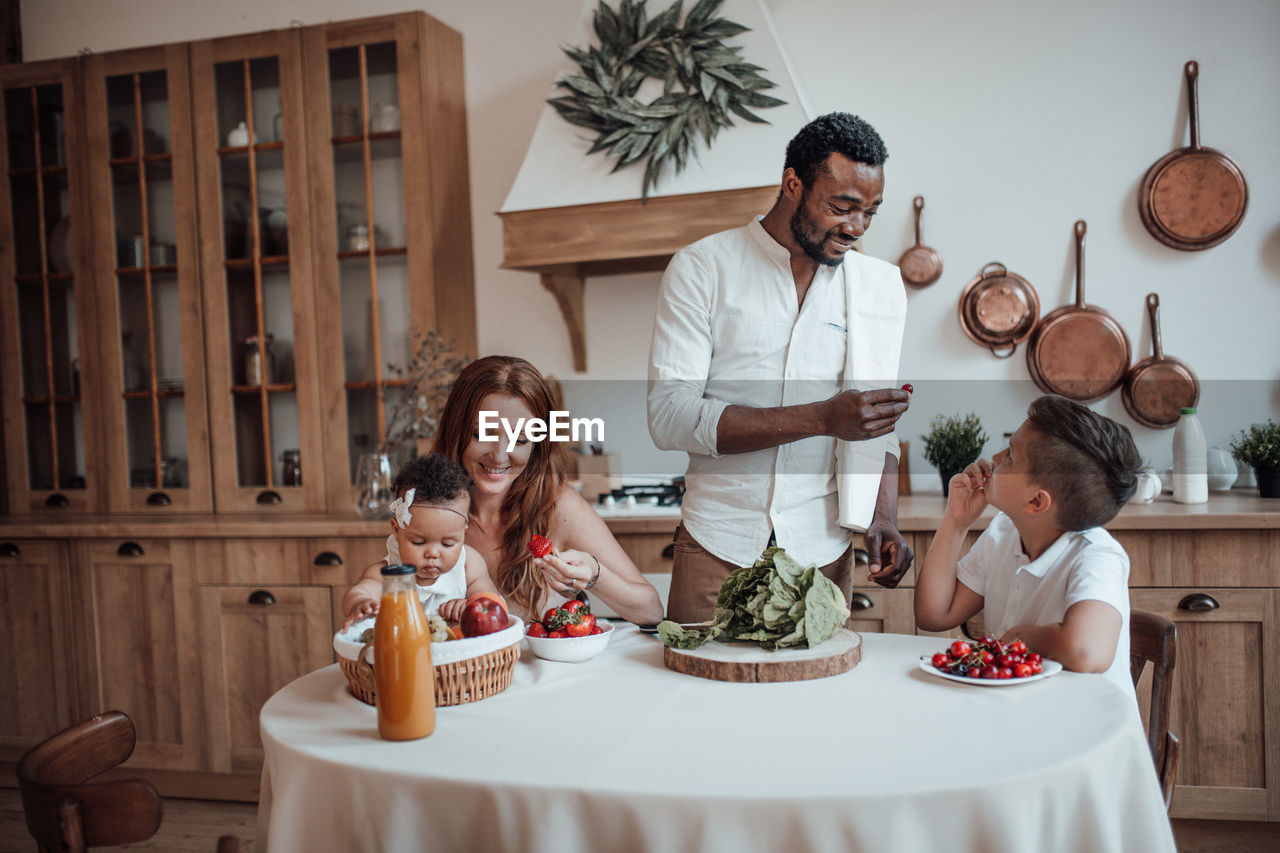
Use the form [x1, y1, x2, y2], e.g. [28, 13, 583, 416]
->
[524, 600, 613, 663]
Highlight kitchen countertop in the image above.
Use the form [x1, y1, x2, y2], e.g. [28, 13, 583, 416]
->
[0, 491, 1275, 538]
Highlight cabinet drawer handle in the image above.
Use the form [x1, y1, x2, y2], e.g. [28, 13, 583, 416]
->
[660, 544, 674, 559]
[850, 592, 874, 611]
[314, 551, 343, 567]
[249, 590, 277, 606]
[853, 548, 869, 566]
[146, 491, 172, 506]
[116, 542, 144, 557]
[1178, 593, 1220, 612]
[0, 542, 19, 558]
[45, 493, 69, 508]
[256, 490, 283, 505]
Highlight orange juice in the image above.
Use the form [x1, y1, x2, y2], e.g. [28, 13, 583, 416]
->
[374, 565, 435, 740]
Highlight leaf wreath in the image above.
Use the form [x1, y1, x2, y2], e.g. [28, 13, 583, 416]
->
[548, 0, 786, 202]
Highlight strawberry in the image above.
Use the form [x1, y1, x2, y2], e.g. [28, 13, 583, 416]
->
[526, 622, 548, 638]
[527, 534, 554, 559]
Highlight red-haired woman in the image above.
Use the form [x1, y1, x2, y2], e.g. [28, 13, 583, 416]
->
[423, 355, 663, 624]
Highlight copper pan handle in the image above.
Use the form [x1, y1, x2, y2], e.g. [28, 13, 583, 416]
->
[980, 261, 1007, 279]
[1146, 293, 1164, 359]
[988, 343, 1017, 359]
[1185, 60, 1200, 150]
[1073, 220, 1087, 307]
[913, 195, 925, 245]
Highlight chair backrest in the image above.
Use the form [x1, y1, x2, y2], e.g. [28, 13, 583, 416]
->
[1129, 610, 1177, 794]
[16, 710, 163, 853]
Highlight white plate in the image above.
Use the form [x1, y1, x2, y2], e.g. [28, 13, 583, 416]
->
[918, 656, 1062, 686]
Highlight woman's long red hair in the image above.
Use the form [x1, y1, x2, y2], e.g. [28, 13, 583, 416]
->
[432, 356, 566, 617]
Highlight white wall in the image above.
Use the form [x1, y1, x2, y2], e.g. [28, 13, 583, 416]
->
[24, 0, 1280, 489]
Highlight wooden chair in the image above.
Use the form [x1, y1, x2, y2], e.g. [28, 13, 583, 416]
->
[1129, 610, 1181, 811]
[16, 710, 242, 853]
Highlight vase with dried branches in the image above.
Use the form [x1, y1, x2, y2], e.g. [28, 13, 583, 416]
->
[354, 330, 471, 519]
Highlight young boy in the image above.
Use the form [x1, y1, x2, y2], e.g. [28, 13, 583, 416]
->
[914, 395, 1144, 695]
[341, 454, 504, 630]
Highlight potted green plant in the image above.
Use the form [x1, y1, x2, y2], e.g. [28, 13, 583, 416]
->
[922, 413, 989, 497]
[1229, 420, 1280, 499]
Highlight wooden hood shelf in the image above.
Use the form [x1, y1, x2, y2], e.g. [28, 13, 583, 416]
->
[498, 184, 778, 371]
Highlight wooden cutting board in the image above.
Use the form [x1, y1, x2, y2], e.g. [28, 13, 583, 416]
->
[662, 629, 861, 683]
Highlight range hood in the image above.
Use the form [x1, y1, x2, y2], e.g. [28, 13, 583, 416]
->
[499, 0, 810, 370]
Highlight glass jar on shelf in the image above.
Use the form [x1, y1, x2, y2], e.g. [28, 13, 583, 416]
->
[244, 334, 276, 386]
[346, 223, 370, 252]
[281, 449, 302, 486]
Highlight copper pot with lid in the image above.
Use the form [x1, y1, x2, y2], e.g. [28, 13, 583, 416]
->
[958, 262, 1040, 358]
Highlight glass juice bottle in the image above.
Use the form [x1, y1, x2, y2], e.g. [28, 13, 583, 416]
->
[374, 564, 435, 739]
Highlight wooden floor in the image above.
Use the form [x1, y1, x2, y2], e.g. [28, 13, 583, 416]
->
[3, 785, 1278, 852]
[0, 787, 257, 851]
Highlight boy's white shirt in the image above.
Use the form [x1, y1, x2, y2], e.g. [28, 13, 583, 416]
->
[957, 511, 1133, 698]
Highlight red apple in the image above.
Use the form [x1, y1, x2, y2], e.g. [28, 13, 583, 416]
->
[459, 593, 509, 638]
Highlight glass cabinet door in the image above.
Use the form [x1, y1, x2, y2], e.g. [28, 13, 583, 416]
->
[83, 45, 212, 512]
[191, 30, 324, 512]
[0, 59, 101, 513]
[302, 14, 476, 514]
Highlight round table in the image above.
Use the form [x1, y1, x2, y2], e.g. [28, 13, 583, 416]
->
[258, 627, 1176, 853]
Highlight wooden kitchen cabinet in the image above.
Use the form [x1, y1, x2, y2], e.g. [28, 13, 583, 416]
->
[0, 58, 105, 514]
[2, 11, 475, 522]
[197, 583, 332, 773]
[613, 526, 678, 576]
[846, 587, 915, 635]
[302, 13, 476, 514]
[82, 43, 214, 513]
[0, 538, 76, 759]
[68, 538, 206, 771]
[190, 28, 327, 513]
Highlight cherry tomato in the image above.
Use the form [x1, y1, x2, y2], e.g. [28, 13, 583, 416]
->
[950, 640, 972, 658]
[931, 653, 951, 670]
[1013, 663, 1033, 678]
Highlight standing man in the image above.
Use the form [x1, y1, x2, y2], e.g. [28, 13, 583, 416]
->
[648, 112, 912, 623]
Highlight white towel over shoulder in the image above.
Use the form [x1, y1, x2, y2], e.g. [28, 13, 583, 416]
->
[836, 252, 908, 531]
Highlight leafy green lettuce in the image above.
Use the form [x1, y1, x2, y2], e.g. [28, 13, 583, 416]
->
[656, 547, 851, 651]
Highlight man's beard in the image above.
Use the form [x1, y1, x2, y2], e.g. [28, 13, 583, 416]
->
[789, 198, 848, 268]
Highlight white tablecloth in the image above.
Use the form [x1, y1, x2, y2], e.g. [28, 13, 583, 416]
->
[258, 627, 1176, 853]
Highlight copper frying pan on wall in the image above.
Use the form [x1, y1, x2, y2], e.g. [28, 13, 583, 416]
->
[1121, 293, 1199, 429]
[1139, 61, 1248, 251]
[898, 196, 942, 287]
[1026, 221, 1131, 402]
[958, 262, 1040, 358]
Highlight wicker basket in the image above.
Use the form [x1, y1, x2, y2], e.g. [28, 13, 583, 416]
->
[338, 642, 521, 707]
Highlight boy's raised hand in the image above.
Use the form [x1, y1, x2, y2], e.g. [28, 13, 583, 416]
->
[946, 458, 992, 528]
